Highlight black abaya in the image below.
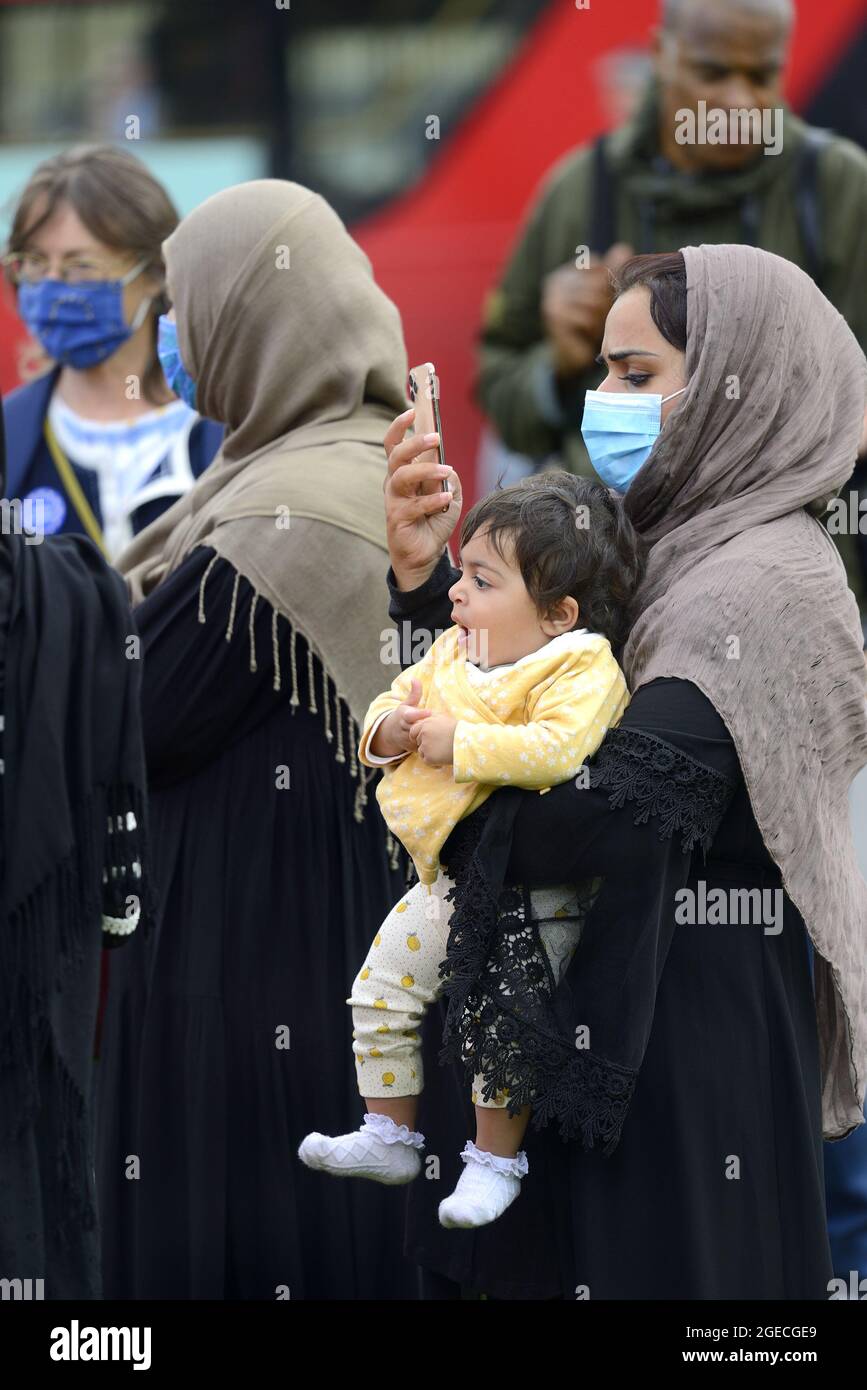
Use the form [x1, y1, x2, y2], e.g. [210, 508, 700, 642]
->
[392, 554, 833, 1301]
[96, 546, 419, 1299]
[0, 530, 149, 1300]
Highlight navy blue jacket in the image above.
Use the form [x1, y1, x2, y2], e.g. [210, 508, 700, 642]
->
[3, 368, 223, 542]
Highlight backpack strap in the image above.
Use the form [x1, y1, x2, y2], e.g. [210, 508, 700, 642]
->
[588, 134, 617, 255]
[590, 125, 830, 285]
[738, 192, 761, 247]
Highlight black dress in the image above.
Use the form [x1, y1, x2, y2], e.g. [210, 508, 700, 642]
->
[391, 554, 834, 1301]
[0, 533, 149, 1301]
[96, 546, 419, 1300]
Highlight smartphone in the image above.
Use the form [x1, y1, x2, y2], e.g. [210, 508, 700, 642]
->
[408, 361, 450, 514]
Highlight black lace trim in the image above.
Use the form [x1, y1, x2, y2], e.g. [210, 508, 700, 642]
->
[437, 729, 736, 1149]
[588, 726, 736, 857]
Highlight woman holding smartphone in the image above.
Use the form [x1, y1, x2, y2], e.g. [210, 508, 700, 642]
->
[382, 245, 867, 1300]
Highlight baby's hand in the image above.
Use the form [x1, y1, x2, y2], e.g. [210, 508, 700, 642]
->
[410, 714, 457, 767]
[372, 678, 432, 756]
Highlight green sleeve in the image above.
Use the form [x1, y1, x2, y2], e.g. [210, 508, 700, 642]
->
[816, 135, 867, 358]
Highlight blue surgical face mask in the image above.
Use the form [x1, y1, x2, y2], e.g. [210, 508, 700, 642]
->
[157, 314, 197, 410]
[17, 258, 152, 369]
[580, 386, 688, 492]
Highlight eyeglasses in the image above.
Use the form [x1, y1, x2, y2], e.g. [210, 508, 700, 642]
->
[1, 251, 148, 286]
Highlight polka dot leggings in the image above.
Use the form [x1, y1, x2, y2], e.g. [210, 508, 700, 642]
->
[347, 870, 582, 1108]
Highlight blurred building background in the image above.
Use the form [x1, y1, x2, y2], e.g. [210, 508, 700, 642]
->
[0, 0, 864, 500]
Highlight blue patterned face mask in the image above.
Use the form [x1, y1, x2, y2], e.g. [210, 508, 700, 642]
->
[17, 258, 152, 369]
[580, 387, 687, 492]
[157, 315, 197, 410]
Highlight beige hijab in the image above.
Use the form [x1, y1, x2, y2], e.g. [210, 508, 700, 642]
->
[119, 179, 408, 744]
[623, 244, 867, 1139]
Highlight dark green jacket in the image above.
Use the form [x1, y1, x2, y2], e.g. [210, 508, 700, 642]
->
[477, 80, 867, 592]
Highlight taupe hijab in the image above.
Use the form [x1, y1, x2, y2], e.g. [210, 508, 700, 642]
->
[119, 179, 408, 729]
[623, 244, 867, 1139]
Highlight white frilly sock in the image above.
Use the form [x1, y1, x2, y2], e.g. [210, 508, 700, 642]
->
[438, 1141, 529, 1228]
[298, 1111, 425, 1186]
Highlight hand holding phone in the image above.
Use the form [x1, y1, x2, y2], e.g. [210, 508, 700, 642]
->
[408, 362, 449, 514]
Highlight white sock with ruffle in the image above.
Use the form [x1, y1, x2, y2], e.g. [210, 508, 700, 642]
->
[298, 1111, 425, 1185]
[438, 1141, 528, 1228]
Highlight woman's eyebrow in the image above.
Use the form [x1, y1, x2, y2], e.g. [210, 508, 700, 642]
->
[606, 349, 660, 362]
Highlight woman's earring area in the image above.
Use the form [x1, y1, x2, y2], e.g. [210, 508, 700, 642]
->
[660, 384, 688, 424]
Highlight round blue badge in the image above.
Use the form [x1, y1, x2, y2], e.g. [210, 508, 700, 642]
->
[24, 486, 67, 534]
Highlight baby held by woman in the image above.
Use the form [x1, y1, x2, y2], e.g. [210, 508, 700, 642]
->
[299, 471, 644, 1228]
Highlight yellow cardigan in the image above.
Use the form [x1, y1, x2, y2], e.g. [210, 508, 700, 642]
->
[358, 625, 628, 885]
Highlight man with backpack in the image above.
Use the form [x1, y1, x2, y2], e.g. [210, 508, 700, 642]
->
[476, 0, 867, 595]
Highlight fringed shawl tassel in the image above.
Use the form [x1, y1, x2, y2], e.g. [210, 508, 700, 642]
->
[199, 557, 414, 881]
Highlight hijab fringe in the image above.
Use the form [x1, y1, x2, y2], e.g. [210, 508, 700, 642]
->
[197, 553, 220, 624]
[198, 557, 414, 879]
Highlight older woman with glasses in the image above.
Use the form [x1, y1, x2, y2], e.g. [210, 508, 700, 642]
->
[1, 144, 221, 561]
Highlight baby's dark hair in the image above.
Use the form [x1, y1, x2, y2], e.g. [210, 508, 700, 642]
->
[460, 471, 647, 653]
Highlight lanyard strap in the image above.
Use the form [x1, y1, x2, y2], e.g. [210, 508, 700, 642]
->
[43, 418, 109, 558]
